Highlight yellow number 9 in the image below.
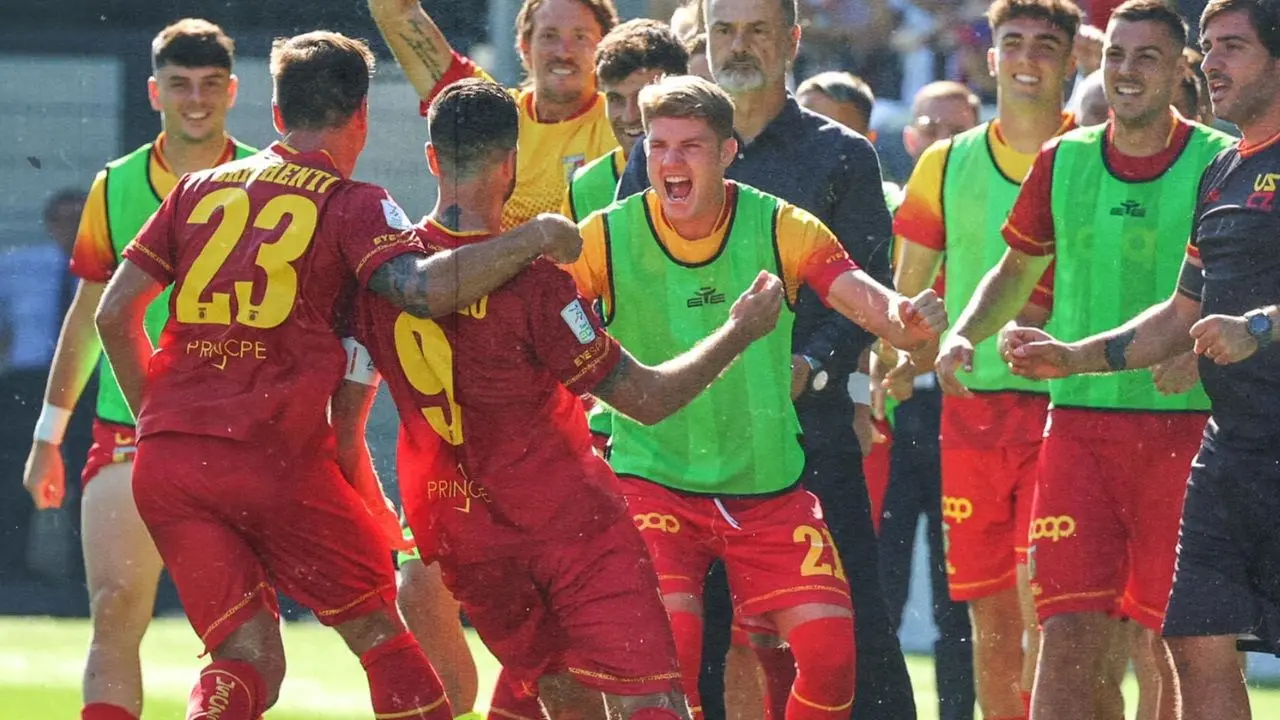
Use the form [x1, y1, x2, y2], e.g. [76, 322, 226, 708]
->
[394, 313, 463, 445]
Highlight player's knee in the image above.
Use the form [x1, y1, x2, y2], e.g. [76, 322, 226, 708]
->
[88, 580, 150, 641]
[336, 607, 408, 657]
[213, 619, 287, 708]
[788, 617, 855, 690]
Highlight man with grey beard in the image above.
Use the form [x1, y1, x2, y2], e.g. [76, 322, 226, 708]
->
[617, 1, 914, 717]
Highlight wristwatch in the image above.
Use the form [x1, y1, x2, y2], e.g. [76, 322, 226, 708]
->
[1245, 309, 1273, 350]
[802, 355, 829, 392]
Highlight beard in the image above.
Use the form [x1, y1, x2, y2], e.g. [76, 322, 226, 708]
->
[715, 58, 767, 93]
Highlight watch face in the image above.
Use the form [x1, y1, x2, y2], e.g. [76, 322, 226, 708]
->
[812, 370, 829, 392]
[1249, 313, 1272, 337]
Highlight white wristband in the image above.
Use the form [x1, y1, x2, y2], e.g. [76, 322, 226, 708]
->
[342, 337, 381, 387]
[847, 372, 872, 406]
[33, 403, 73, 445]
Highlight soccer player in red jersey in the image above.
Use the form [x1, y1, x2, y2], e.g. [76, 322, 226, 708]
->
[92, 33, 584, 720]
[344, 78, 784, 720]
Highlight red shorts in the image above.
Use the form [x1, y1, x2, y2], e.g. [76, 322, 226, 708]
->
[1029, 409, 1206, 631]
[619, 478, 853, 625]
[132, 432, 396, 652]
[82, 419, 137, 487]
[862, 420, 893, 535]
[940, 442, 1041, 601]
[437, 517, 680, 696]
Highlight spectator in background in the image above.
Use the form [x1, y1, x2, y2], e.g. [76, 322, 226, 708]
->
[874, 80, 981, 720]
[0, 189, 89, 582]
[1179, 47, 1213, 124]
[1074, 69, 1109, 124]
[1066, 24, 1106, 111]
[797, 0, 900, 97]
[669, 0, 713, 80]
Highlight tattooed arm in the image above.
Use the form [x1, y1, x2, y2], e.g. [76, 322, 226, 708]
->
[367, 214, 584, 319]
[368, 0, 456, 100]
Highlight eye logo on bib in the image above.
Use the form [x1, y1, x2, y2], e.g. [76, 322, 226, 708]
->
[560, 300, 597, 345]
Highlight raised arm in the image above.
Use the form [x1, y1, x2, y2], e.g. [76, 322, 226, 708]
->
[368, 0, 457, 100]
[591, 272, 783, 426]
[823, 269, 947, 351]
[368, 214, 583, 319]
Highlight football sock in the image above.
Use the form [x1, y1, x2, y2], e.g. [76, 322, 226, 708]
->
[784, 617, 856, 720]
[754, 644, 797, 720]
[668, 611, 705, 720]
[185, 659, 265, 720]
[360, 632, 452, 720]
[81, 703, 137, 720]
[487, 669, 543, 720]
[627, 707, 684, 720]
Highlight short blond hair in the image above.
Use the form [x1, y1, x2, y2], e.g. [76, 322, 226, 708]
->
[639, 74, 735, 140]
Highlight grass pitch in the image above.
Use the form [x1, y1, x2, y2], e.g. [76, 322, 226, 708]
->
[1, 616, 1278, 718]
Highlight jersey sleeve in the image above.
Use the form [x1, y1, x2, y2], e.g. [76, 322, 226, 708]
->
[774, 203, 860, 305]
[560, 211, 611, 302]
[524, 264, 621, 395]
[69, 170, 117, 282]
[332, 185, 428, 288]
[121, 179, 183, 285]
[1002, 142, 1060, 257]
[893, 139, 949, 252]
[418, 52, 495, 113]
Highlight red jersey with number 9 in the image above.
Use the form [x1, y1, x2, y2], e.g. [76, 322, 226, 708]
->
[124, 142, 424, 455]
[351, 219, 625, 564]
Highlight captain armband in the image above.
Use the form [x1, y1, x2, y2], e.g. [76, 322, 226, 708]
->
[342, 337, 381, 387]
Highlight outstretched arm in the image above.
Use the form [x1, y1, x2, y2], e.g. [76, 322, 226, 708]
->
[368, 0, 457, 100]
[823, 269, 948, 351]
[591, 272, 784, 426]
[368, 214, 583, 319]
[950, 248, 1053, 345]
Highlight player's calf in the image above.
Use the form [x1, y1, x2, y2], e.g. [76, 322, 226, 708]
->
[188, 608, 284, 720]
[606, 688, 692, 720]
[337, 607, 453, 720]
[1030, 612, 1115, 720]
[1166, 635, 1248, 720]
[399, 557, 479, 713]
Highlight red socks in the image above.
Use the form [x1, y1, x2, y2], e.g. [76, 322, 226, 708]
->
[754, 644, 797, 720]
[668, 611, 705, 720]
[487, 669, 543, 720]
[1023, 690, 1033, 716]
[81, 703, 137, 720]
[783, 617, 856, 720]
[360, 632, 453, 720]
[186, 659, 266, 720]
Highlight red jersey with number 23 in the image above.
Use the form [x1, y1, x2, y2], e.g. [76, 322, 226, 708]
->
[351, 219, 625, 564]
[124, 142, 424, 455]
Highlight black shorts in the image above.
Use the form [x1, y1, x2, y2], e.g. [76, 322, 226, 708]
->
[1161, 430, 1280, 651]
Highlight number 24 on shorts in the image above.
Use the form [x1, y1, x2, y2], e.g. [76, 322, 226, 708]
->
[177, 188, 318, 328]
[794, 525, 845, 581]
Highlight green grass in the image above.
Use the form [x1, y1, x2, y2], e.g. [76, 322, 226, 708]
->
[2, 616, 1279, 718]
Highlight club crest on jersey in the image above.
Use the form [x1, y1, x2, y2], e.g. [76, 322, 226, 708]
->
[381, 198, 412, 230]
[561, 300, 597, 344]
[562, 154, 587, 183]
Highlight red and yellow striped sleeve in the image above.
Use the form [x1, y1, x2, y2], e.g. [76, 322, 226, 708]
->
[417, 52, 495, 114]
[775, 202, 859, 305]
[893, 140, 949, 252]
[561, 211, 611, 304]
[68, 170, 116, 283]
[1001, 142, 1061, 258]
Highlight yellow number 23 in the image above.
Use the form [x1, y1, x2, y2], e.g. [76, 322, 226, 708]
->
[176, 187, 317, 328]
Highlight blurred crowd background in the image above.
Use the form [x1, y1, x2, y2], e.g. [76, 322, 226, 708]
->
[0, 0, 1216, 650]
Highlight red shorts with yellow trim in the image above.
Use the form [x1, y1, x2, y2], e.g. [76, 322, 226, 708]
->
[940, 442, 1041, 601]
[81, 419, 137, 487]
[437, 516, 680, 696]
[619, 477, 853, 625]
[132, 432, 396, 653]
[1029, 409, 1206, 631]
